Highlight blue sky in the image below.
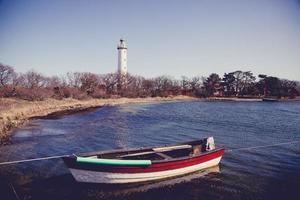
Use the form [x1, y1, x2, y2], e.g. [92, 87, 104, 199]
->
[0, 0, 300, 80]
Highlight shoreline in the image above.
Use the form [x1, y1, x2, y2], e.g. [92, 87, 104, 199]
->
[205, 97, 262, 102]
[205, 97, 300, 102]
[0, 96, 196, 144]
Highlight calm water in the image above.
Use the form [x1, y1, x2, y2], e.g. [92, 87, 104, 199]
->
[1, 101, 300, 200]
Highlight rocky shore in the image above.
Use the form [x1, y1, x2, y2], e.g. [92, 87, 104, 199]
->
[0, 96, 196, 144]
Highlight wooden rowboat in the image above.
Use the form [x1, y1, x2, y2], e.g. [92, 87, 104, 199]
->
[62, 136, 224, 184]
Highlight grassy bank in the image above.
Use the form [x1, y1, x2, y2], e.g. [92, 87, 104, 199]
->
[0, 96, 196, 144]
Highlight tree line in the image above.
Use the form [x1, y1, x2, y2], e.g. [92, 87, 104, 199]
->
[0, 63, 299, 100]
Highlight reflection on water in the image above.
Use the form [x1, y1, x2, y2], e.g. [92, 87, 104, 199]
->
[0, 101, 300, 200]
[14, 126, 67, 138]
[83, 166, 220, 199]
[118, 104, 153, 115]
[111, 107, 131, 149]
[107, 166, 220, 196]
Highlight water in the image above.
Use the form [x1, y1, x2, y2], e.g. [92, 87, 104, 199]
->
[0, 101, 300, 200]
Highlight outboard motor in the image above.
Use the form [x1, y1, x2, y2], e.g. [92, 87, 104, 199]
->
[206, 137, 215, 151]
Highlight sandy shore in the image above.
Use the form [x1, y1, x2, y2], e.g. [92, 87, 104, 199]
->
[0, 96, 196, 144]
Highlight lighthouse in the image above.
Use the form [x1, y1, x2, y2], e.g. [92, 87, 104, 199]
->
[117, 39, 128, 75]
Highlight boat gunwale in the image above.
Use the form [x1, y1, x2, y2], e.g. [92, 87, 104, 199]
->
[71, 147, 224, 165]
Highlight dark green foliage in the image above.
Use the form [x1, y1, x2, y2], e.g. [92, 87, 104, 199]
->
[257, 75, 282, 97]
[203, 73, 222, 97]
[222, 73, 235, 96]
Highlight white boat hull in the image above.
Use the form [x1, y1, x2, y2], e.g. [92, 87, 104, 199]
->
[69, 156, 222, 184]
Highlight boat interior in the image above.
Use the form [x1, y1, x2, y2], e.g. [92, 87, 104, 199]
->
[86, 138, 216, 161]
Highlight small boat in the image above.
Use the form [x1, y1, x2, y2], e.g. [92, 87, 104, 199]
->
[62, 137, 224, 184]
[262, 97, 279, 102]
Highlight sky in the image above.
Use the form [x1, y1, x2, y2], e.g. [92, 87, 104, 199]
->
[0, 0, 300, 81]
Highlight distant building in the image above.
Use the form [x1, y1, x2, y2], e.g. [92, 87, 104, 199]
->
[213, 83, 224, 97]
[117, 39, 127, 75]
[117, 39, 128, 90]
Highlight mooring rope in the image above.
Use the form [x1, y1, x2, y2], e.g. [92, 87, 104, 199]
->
[0, 154, 70, 166]
[9, 182, 21, 200]
[226, 140, 300, 152]
[0, 140, 299, 165]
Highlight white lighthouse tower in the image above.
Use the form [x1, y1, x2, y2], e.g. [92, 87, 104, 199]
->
[117, 38, 128, 75]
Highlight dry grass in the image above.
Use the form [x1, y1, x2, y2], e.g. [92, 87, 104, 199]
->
[0, 96, 196, 144]
[0, 98, 21, 112]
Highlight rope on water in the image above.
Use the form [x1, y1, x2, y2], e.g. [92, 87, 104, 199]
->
[9, 182, 21, 200]
[0, 154, 70, 166]
[226, 140, 300, 152]
[0, 140, 300, 165]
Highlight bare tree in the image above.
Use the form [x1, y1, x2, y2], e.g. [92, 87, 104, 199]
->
[67, 72, 82, 88]
[190, 76, 202, 92]
[238, 71, 256, 95]
[142, 78, 155, 97]
[45, 75, 64, 88]
[80, 72, 100, 95]
[153, 76, 176, 96]
[103, 73, 119, 95]
[181, 76, 191, 90]
[123, 74, 145, 97]
[0, 63, 15, 86]
[280, 79, 298, 98]
[24, 70, 46, 88]
[11, 72, 26, 87]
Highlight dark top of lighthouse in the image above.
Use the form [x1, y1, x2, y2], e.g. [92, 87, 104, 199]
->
[117, 39, 127, 50]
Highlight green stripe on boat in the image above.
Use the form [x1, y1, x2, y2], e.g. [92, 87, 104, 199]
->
[76, 157, 152, 166]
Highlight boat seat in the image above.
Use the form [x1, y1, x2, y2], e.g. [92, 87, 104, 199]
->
[87, 156, 98, 158]
[119, 151, 154, 158]
[153, 144, 192, 152]
[155, 152, 172, 160]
